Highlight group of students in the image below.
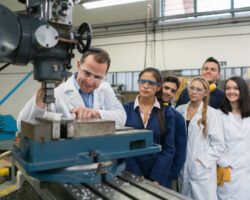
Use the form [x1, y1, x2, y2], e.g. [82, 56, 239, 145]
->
[124, 57, 250, 200]
[17, 48, 250, 200]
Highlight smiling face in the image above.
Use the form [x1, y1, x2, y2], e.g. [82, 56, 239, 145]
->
[76, 55, 107, 93]
[201, 61, 220, 84]
[162, 82, 178, 103]
[225, 80, 240, 104]
[188, 80, 207, 103]
[138, 72, 161, 99]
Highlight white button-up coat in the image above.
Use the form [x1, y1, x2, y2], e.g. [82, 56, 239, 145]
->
[217, 111, 250, 200]
[177, 102, 224, 200]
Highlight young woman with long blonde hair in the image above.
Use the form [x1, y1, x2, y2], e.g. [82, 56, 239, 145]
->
[176, 76, 224, 200]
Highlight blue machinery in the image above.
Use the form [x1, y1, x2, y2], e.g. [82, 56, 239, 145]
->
[0, 115, 17, 142]
[0, 71, 33, 149]
[11, 118, 189, 200]
[13, 118, 160, 183]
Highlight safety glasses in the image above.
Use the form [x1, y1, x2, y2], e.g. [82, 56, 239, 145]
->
[188, 85, 205, 94]
[138, 79, 161, 87]
[80, 67, 106, 82]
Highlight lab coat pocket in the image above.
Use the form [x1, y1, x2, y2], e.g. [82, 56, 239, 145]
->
[190, 160, 210, 180]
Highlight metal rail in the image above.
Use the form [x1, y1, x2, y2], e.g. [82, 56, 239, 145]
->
[2, 169, 190, 200]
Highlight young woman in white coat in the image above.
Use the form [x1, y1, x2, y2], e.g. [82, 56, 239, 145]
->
[217, 76, 250, 200]
[176, 76, 224, 200]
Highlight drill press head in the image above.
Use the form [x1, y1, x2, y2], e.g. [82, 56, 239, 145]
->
[0, 0, 92, 106]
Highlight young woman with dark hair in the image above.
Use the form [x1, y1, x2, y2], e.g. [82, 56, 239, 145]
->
[217, 76, 250, 200]
[176, 76, 224, 200]
[123, 67, 175, 188]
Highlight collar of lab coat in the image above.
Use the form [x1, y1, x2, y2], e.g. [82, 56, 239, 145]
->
[187, 101, 204, 114]
[185, 101, 204, 132]
[183, 101, 204, 124]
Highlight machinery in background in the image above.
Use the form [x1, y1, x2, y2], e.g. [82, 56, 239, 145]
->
[0, 115, 17, 150]
[0, 70, 33, 150]
[0, 115, 17, 186]
[111, 84, 125, 103]
[0, 0, 91, 109]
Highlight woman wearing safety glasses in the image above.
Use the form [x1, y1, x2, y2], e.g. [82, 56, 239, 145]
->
[123, 67, 175, 188]
[176, 76, 224, 200]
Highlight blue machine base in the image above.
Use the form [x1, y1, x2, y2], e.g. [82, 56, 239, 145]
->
[0, 133, 15, 141]
[0, 114, 17, 141]
[13, 130, 161, 183]
[28, 160, 125, 183]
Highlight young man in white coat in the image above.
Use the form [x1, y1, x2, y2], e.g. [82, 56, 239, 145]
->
[17, 48, 126, 129]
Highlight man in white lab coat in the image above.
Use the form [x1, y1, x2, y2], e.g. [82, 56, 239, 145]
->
[17, 48, 126, 129]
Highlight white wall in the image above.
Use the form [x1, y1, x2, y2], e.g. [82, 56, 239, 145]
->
[0, 65, 40, 117]
[1, 23, 250, 118]
[92, 23, 250, 72]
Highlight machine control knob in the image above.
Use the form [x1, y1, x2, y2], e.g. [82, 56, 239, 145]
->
[76, 22, 92, 54]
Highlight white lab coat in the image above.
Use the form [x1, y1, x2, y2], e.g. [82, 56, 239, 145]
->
[176, 102, 224, 200]
[217, 111, 250, 200]
[17, 76, 126, 130]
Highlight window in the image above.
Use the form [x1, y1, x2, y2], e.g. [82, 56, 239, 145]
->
[197, 0, 230, 12]
[225, 68, 241, 79]
[106, 73, 116, 85]
[234, 0, 250, 8]
[132, 72, 140, 91]
[107, 67, 250, 92]
[163, 0, 194, 16]
[161, 0, 250, 21]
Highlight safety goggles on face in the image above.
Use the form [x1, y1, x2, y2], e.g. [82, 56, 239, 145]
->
[163, 85, 177, 94]
[138, 79, 161, 87]
[188, 85, 205, 94]
[80, 67, 106, 82]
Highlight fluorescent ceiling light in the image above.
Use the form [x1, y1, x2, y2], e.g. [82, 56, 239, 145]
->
[82, 0, 147, 9]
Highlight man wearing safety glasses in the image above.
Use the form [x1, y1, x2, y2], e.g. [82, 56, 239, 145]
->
[17, 48, 126, 128]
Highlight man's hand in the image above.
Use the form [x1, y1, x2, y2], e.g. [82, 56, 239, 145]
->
[36, 87, 46, 109]
[71, 106, 101, 119]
